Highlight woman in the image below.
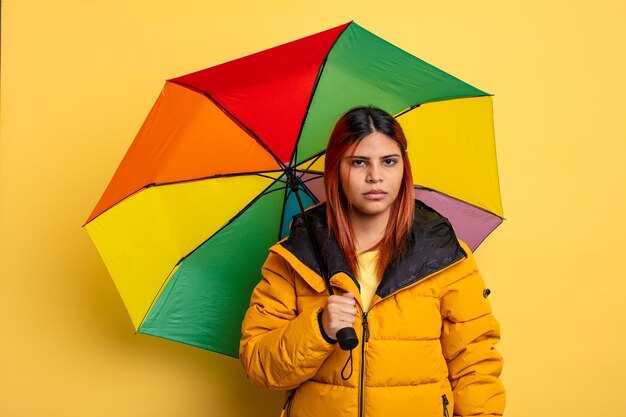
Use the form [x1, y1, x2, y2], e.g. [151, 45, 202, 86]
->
[239, 107, 505, 417]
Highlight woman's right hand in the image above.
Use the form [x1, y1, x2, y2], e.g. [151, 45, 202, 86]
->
[321, 292, 357, 340]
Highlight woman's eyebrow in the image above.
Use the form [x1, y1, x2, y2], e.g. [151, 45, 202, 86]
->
[346, 154, 401, 160]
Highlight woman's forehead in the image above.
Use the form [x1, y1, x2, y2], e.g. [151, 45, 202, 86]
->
[343, 132, 402, 157]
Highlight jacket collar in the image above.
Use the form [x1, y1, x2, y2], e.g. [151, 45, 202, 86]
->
[275, 200, 467, 298]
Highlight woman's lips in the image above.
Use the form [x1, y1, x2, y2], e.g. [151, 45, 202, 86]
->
[363, 190, 387, 200]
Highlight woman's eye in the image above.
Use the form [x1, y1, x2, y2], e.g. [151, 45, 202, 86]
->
[384, 159, 398, 166]
[352, 160, 366, 167]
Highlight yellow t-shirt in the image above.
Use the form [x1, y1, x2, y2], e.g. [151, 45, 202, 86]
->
[356, 250, 381, 312]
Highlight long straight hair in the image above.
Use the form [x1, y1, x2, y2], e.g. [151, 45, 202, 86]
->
[324, 107, 415, 279]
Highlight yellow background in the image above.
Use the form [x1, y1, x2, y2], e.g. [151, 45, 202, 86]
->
[1, 1, 625, 416]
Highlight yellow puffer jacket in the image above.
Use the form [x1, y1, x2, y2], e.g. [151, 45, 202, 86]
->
[240, 202, 505, 417]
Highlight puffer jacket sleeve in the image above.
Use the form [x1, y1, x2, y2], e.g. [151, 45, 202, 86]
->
[440, 246, 505, 417]
[239, 251, 336, 390]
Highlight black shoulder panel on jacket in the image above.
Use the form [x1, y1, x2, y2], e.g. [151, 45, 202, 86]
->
[280, 204, 356, 284]
[377, 200, 467, 298]
[280, 200, 467, 298]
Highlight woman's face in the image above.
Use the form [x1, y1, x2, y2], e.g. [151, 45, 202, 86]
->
[339, 131, 405, 222]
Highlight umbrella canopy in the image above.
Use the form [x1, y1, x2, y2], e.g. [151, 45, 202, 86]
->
[85, 21, 503, 357]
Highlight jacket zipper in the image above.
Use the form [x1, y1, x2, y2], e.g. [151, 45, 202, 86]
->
[442, 394, 450, 417]
[358, 311, 369, 417]
[334, 257, 463, 417]
[280, 390, 295, 417]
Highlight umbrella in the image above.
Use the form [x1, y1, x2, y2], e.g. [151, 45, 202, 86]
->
[84, 21, 503, 358]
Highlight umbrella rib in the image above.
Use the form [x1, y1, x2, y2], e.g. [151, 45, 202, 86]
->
[138, 262, 181, 331]
[288, 23, 352, 166]
[84, 171, 289, 227]
[278, 186, 290, 242]
[299, 173, 324, 183]
[169, 80, 288, 170]
[277, 179, 320, 243]
[394, 103, 421, 118]
[298, 151, 325, 172]
[258, 184, 289, 197]
[394, 93, 493, 119]
[294, 152, 324, 187]
[144, 170, 287, 188]
[290, 57, 328, 167]
[298, 181, 320, 204]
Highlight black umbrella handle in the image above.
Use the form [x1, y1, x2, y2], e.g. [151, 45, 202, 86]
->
[290, 180, 359, 351]
[336, 327, 359, 350]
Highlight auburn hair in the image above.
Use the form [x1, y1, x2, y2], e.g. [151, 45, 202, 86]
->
[324, 107, 415, 279]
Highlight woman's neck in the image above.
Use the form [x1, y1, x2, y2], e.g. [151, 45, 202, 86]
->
[350, 210, 390, 252]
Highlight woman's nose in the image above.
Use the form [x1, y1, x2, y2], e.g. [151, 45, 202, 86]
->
[366, 164, 383, 183]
